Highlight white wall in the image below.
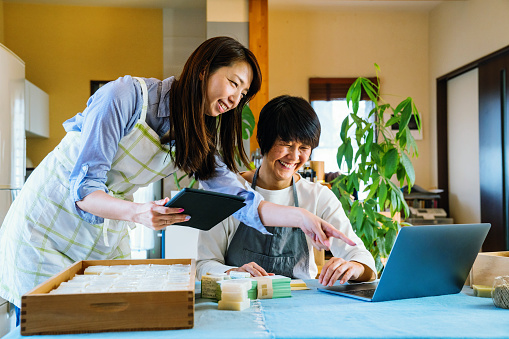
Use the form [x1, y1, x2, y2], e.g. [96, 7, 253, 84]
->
[429, 0, 509, 188]
[447, 69, 480, 224]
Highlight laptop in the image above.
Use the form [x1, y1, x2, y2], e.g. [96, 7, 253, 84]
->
[318, 223, 491, 302]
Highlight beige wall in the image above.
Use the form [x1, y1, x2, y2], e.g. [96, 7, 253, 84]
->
[3, 3, 163, 165]
[429, 0, 509, 188]
[269, 8, 431, 187]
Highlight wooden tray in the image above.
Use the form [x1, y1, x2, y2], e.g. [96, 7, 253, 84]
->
[21, 259, 195, 336]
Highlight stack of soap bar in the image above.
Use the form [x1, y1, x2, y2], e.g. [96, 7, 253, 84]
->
[201, 273, 230, 299]
[217, 278, 257, 300]
[50, 264, 192, 294]
[217, 275, 292, 300]
[217, 280, 251, 311]
[473, 284, 494, 298]
[254, 275, 292, 299]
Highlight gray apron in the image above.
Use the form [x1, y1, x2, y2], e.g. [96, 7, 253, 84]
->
[225, 168, 309, 278]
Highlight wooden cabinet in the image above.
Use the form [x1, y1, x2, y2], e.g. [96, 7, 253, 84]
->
[25, 80, 49, 138]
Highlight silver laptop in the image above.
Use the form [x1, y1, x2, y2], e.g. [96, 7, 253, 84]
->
[318, 223, 490, 302]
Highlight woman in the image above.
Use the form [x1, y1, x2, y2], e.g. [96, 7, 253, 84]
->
[0, 37, 354, 315]
[197, 95, 376, 286]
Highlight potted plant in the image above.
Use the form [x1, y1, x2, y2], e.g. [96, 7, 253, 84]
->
[331, 64, 422, 273]
[173, 104, 256, 190]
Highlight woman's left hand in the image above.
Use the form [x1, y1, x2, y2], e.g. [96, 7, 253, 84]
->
[318, 257, 365, 286]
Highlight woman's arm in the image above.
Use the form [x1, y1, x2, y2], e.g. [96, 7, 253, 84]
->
[76, 191, 189, 230]
[66, 76, 141, 224]
[258, 201, 356, 250]
[201, 160, 356, 249]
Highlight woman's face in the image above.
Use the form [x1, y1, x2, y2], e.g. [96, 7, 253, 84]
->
[204, 61, 253, 117]
[263, 139, 312, 183]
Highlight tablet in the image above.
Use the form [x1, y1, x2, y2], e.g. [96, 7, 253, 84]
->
[164, 187, 246, 230]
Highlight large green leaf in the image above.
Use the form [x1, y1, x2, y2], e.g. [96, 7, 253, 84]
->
[363, 218, 375, 247]
[355, 203, 364, 231]
[336, 143, 346, 168]
[241, 105, 255, 140]
[365, 202, 376, 222]
[401, 152, 416, 186]
[370, 143, 382, 163]
[350, 81, 362, 114]
[406, 127, 419, 157]
[382, 148, 399, 178]
[398, 130, 408, 150]
[384, 228, 398, 254]
[398, 99, 413, 134]
[385, 115, 399, 128]
[366, 128, 374, 151]
[344, 141, 354, 170]
[412, 101, 422, 131]
[366, 179, 380, 200]
[361, 78, 378, 103]
[378, 181, 387, 210]
[340, 116, 349, 142]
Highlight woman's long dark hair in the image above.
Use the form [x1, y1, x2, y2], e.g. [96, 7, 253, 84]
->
[167, 37, 262, 180]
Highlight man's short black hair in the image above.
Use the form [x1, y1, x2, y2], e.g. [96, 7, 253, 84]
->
[257, 95, 321, 155]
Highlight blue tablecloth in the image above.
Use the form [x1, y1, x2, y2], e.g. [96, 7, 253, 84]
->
[5, 280, 509, 339]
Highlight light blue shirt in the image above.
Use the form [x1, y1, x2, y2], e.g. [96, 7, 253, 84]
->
[63, 75, 267, 234]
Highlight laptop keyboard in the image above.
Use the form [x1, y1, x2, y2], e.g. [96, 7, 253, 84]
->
[347, 289, 376, 298]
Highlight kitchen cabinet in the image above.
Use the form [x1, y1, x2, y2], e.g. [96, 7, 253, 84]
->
[25, 80, 49, 138]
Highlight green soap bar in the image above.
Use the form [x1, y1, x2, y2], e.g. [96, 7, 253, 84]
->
[473, 284, 493, 298]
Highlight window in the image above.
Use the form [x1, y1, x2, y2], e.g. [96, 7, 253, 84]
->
[311, 100, 374, 173]
[309, 77, 376, 174]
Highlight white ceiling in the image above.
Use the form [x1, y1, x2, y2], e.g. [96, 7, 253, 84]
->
[3, 0, 206, 9]
[3, 0, 457, 11]
[269, 0, 449, 11]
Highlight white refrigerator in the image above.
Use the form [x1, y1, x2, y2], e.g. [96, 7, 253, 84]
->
[0, 43, 25, 337]
[0, 43, 25, 226]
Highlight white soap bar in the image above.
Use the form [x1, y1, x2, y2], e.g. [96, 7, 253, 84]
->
[70, 274, 97, 282]
[50, 287, 82, 294]
[84, 265, 109, 275]
[229, 271, 251, 279]
[221, 291, 248, 302]
[220, 280, 252, 293]
[218, 299, 250, 311]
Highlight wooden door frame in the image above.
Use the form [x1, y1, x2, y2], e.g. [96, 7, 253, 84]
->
[436, 45, 509, 214]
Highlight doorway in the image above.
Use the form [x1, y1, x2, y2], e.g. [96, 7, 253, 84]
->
[437, 45, 509, 251]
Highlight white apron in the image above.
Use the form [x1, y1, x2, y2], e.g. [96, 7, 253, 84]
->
[0, 78, 175, 307]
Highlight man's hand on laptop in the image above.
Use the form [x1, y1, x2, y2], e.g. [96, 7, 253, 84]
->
[318, 257, 366, 286]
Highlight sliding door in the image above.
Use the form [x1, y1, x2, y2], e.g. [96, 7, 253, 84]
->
[479, 51, 509, 251]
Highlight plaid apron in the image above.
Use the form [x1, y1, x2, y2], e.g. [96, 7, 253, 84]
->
[0, 78, 175, 307]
